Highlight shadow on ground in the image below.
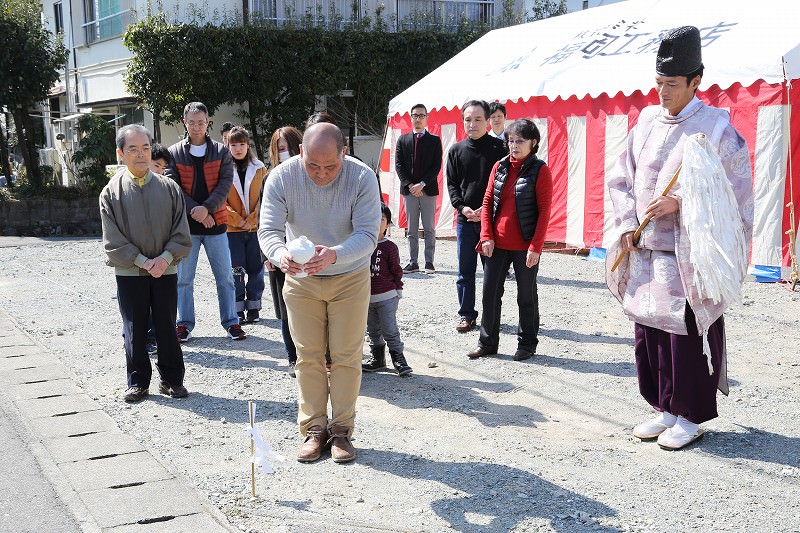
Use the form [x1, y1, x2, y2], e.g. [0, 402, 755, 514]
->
[701, 425, 800, 468]
[539, 327, 634, 346]
[360, 372, 546, 428]
[181, 336, 288, 370]
[147, 391, 295, 424]
[538, 276, 607, 290]
[360, 448, 618, 532]
[533, 354, 637, 378]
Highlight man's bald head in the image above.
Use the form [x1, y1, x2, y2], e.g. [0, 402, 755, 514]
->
[300, 123, 347, 185]
[303, 123, 345, 153]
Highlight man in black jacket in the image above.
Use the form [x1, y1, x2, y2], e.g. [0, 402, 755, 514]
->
[446, 100, 506, 333]
[395, 104, 443, 274]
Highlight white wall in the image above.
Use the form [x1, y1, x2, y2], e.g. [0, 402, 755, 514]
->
[564, 0, 626, 11]
[157, 103, 245, 146]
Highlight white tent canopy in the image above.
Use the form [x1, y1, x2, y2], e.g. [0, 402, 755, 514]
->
[389, 0, 800, 114]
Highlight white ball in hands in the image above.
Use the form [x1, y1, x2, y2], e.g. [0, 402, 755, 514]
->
[286, 236, 315, 277]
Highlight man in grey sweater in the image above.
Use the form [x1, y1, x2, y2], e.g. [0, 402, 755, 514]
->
[100, 125, 192, 403]
[259, 123, 381, 464]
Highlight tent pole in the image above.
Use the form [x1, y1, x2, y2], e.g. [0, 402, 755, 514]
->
[782, 58, 798, 290]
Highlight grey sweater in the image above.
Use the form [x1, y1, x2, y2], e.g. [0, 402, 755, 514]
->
[258, 155, 381, 277]
[100, 170, 192, 276]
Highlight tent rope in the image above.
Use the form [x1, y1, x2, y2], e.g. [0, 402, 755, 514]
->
[783, 58, 799, 291]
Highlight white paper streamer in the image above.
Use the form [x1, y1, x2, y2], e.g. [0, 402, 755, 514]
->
[680, 134, 748, 305]
[703, 335, 714, 376]
[246, 403, 285, 475]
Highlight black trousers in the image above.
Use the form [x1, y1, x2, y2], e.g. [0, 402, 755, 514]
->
[478, 248, 540, 352]
[117, 274, 185, 388]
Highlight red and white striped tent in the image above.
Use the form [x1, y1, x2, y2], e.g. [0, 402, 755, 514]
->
[379, 0, 800, 266]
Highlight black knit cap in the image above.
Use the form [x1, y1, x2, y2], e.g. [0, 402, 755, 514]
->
[656, 26, 703, 76]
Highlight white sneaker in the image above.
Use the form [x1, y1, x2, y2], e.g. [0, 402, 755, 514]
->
[657, 417, 704, 450]
[632, 412, 677, 440]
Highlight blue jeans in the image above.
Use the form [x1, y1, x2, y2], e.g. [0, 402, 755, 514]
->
[177, 233, 238, 331]
[227, 231, 265, 312]
[456, 221, 484, 320]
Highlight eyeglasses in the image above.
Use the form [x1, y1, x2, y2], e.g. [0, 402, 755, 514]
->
[507, 139, 530, 146]
[124, 146, 151, 156]
[410, 114, 427, 119]
[186, 120, 208, 128]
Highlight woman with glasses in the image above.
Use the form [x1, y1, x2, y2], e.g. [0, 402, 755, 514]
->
[466, 119, 553, 362]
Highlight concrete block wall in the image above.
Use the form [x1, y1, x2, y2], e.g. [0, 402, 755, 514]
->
[0, 197, 101, 237]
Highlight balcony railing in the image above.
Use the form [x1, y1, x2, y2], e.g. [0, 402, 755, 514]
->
[396, 0, 494, 30]
[250, 0, 362, 28]
[82, 8, 135, 44]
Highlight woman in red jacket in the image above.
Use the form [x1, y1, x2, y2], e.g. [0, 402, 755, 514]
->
[466, 119, 553, 362]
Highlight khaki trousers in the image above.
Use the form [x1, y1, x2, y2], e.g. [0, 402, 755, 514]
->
[284, 267, 370, 435]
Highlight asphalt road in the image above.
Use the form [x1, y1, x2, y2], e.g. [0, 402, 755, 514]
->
[0, 402, 80, 533]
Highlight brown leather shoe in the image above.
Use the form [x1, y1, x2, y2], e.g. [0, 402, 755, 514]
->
[513, 349, 535, 361]
[328, 424, 356, 463]
[456, 317, 476, 333]
[467, 346, 496, 359]
[297, 425, 328, 463]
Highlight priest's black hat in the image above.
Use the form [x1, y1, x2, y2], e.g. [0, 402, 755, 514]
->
[656, 26, 703, 76]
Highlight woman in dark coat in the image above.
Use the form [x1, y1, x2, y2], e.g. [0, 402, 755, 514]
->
[263, 126, 302, 376]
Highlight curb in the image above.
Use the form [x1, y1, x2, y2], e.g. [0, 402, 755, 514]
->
[0, 310, 236, 533]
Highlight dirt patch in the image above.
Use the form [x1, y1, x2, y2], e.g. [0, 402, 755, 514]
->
[0, 236, 798, 532]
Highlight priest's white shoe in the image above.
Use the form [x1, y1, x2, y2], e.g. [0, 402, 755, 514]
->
[657, 416, 704, 450]
[632, 412, 677, 440]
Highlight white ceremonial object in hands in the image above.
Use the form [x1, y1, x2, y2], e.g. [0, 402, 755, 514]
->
[679, 133, 748, 306]
[286, 236, 315, 278]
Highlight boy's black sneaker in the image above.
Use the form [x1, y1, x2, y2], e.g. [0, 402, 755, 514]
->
[424, 262, 436, 274]
[362, 345, 387, 372]
[390, 351, 413, 377]
[246, 309, 260, 323]
[402, 262, 419, 273]
[237, 311, 246, 322]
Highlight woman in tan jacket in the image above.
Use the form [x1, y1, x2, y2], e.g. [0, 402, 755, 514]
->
[225, 126, 268, 323]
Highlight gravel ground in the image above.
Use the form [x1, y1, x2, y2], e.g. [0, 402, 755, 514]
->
[0, 235, 799, 533]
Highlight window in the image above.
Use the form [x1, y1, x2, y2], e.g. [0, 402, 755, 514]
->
[83, 0, 131, 44]
[397, 0, 493, 30]
[54, 2, 64, 34]
[250, 0, 361, 28]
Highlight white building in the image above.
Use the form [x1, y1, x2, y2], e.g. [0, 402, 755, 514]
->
[37, 0, 615, 179]
[40, 0, 244, 164]
[564, 0, 625, 10]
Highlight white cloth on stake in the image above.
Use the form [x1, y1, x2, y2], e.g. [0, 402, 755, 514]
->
[246, 403, 285, 475]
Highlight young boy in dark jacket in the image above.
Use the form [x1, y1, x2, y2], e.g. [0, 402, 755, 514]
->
[362, 204, 411, 376]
